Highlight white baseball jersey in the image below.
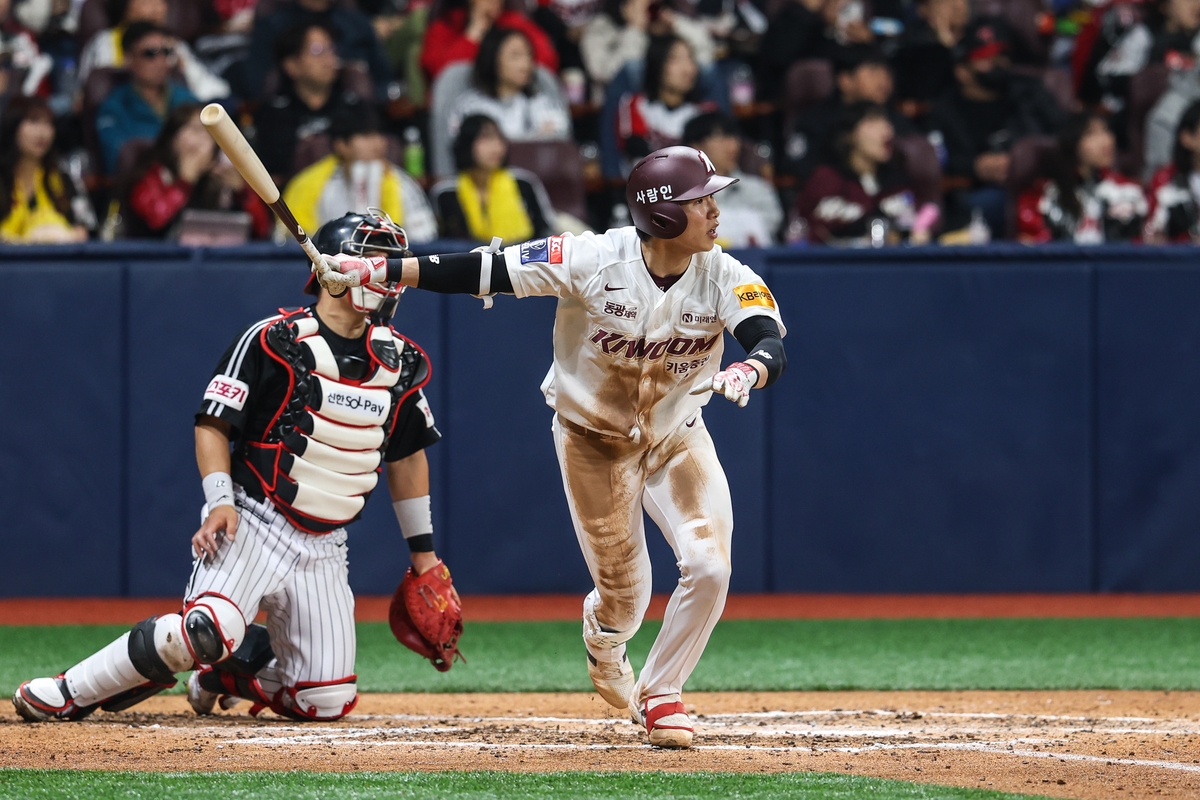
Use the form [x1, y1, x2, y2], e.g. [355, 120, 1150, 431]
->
[503, 226, 786, 445]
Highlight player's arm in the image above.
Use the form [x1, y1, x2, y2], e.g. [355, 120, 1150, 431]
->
[701, 317, 787, 408]
[325, 251, 514, 297]
[386, 450, 439, 573]
[193, 415, 239, 560]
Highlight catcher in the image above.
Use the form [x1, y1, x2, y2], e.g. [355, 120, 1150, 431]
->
[12, 211, 463, 723]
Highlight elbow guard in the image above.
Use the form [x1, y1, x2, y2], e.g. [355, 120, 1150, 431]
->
[746, 334, 786, 387]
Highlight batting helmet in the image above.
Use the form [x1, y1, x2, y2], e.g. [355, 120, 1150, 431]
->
[626, 146, 738, 239]
[305, 209, 412, 323]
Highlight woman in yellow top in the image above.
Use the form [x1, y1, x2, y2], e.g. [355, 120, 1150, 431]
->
[429, 114, 555, 243]
[0, 97, 88, 244]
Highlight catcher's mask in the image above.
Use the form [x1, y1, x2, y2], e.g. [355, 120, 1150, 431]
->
[307, 209, 411, 324]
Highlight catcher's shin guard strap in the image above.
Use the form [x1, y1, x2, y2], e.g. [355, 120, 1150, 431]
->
[100, 680, 176, 712]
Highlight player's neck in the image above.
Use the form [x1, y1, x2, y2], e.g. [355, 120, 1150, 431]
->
[640, 239, 693, 279]
[314, 296, 369, 339]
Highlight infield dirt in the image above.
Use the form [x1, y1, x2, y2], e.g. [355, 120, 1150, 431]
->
[2, 690, 1197, 799]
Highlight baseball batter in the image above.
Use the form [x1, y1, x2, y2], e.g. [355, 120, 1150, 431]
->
[13, 212, 455, 723]
[325, 146, 787, 748]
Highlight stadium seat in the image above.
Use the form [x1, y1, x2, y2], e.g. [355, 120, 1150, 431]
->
[1012, 65, 1080, 114]
[507, 140, 589, 222]
[82, 67, 130, 173]
[783, 59, 835, 119]
[893, 134, 942, 208]
[1004, 134, 1057, 237]
[973, 0, 1051, 64]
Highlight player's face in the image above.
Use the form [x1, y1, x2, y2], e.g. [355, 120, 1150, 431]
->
[678, 194, 720, 252]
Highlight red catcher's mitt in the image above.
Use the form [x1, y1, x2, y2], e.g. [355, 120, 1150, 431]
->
[388, 560, 464, 671]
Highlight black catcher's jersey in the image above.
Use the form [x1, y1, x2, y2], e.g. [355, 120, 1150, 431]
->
[196, 306, 441, 504]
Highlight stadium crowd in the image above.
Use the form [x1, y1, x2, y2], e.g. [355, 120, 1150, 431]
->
[1, 0, 1199, 246]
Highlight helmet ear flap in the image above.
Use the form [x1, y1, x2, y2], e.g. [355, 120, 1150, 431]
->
[650, 205, 688, 239]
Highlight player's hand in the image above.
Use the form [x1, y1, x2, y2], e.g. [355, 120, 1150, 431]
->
[321, 253, 387, 287]
[701, 362, 759, 408]
[192, 504, 239, 561]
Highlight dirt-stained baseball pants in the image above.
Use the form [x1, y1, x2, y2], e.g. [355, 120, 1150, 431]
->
[552, 410, 734, 702]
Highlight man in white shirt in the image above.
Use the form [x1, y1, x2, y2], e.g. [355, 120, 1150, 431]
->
[319, 145, 788, 749]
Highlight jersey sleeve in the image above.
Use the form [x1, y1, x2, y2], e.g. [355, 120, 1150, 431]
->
[501, 231, 602, 299]
[384, 389, 442, 462]
[195, 319, 272, 437]
[715, 255, 787, 337]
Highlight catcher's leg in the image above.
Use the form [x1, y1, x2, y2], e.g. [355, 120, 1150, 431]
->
[12, 596, 246, 723]
[552, 415, 652, 710]
[253, 526, 358, 721]
[632, 413, 734, 747]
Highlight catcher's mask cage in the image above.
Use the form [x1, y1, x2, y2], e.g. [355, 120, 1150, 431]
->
[307, 208, 410, 324]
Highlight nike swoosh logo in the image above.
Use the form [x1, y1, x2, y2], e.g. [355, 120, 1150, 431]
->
[605, 284, 625, 291]
[686, 418, 696, 428]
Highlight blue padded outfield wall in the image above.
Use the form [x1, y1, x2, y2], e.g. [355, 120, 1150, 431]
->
[2, 242, 1199, 597]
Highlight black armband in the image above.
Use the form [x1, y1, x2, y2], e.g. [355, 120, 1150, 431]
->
[405, 533, 434, 553]
[732, 316, 787, 387]
[387, 253, 512, 295]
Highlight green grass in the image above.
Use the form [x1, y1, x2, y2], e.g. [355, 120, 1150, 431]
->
[2, 618, 1199, 695]
[0, 770, 1051, 799]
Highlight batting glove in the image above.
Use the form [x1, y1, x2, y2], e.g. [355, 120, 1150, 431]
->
[319, 253, 388, 288]
[709, 362, 760, 408]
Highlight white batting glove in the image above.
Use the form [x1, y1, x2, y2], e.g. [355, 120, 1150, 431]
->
[318, 253, 388, 289]
[708, 362, 760, 408]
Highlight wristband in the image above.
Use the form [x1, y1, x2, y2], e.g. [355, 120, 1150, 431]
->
[394, 496, 434, 552]
[202, 472, 235, 510]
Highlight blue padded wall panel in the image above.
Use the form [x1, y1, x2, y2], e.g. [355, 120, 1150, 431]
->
[0, 263, 123, 595]
[1095, 265, 1200, 590]
[768, 263, 1093, 592]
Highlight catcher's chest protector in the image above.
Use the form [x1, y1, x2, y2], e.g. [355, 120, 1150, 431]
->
[245, 310, 429, 534]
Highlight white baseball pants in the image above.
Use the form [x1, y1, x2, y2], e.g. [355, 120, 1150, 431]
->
[185, 490, 357, 687]
[553, 411, 734, 702]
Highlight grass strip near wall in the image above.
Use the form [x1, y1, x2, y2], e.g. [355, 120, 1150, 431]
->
[2, 618, 1199, 695]
[0, 769, 1051, 800]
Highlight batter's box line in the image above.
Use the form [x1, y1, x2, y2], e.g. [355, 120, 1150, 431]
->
[701, 709, 1167, 724]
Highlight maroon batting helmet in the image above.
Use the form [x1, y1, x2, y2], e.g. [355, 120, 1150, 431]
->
[626, 146, 738, 239]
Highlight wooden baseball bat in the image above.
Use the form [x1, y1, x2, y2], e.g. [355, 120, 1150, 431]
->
[199, 103, 333, 283]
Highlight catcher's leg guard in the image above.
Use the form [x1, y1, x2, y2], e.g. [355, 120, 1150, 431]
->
[182, 594, 247, 664]
[12, 676, 97, 722]
[62, 614, 193, 709]
[280, 677, 358, 721]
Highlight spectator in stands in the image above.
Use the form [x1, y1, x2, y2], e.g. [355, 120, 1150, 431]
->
[1016, 112, 1146, 244]
[121, 103, 270, 239]
[682, 111, 782, 246]
[282, 107, 437, 243]
[890, 0, 968, 115]
[530, 0, 597, 77]
[1080, 0, 1200, 150]
[0, 96, 87, 242]
[784, 44, 914, 182]
[421, 0, 558, 81]
[78, 0, 230, 102]
[794, 102, 937, 245]
[240, 0, 391, 99]
[1145, 99, 1200, 242]
[756, 0, 826, 102]
[925, 18, 1063, 235]
[1143, 61, 1200, 179]
[252, 21, 369, 179]
[448, 26, 572, 144]
[430, 113, 554, 241]
[581, 0, 714, 89]
[0, 0, 53, 107]
[615, 34, 716, 164]
[95, 22, 198, 174]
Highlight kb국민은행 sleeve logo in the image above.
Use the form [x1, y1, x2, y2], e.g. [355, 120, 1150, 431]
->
[203, 375, 250, 410]
[733, 284, 776, 309]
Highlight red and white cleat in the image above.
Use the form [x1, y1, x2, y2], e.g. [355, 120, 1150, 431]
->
[187, 669, 241, 715]
[12, 676, 96, 722]
[631, 693, 694, 748]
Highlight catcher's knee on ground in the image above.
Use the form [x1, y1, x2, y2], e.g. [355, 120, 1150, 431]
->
[582, 589, 648, 651]
[282, 678, 358, 721]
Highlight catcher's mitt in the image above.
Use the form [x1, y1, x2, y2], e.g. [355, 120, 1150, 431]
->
[389, 560, 465, 671]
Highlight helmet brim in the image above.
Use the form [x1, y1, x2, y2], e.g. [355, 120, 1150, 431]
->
[673, 174, 738, 203]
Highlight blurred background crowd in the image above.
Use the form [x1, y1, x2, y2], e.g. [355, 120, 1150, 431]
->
[3, 0, 1200, 247]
